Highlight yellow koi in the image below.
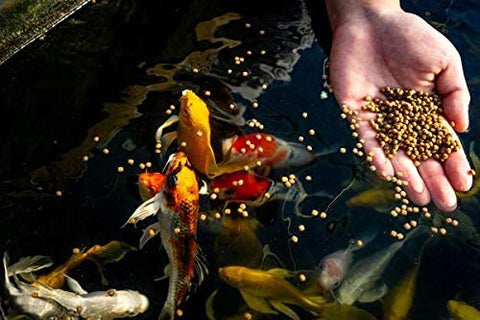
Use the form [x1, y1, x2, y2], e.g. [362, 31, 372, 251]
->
[457, 142, 479, 200]
[383, 263, 420, 320]
[447, 300, 480, 320]
[219, 266, 325, 320]
[156, 90, 254, 177]
[36, 240, 135, 288]
[347, 187, 395, 211]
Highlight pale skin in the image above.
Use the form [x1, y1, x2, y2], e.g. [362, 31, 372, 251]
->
[325, 0, 472, 212]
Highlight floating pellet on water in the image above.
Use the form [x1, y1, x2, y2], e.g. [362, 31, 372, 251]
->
[176, 309, 183, 317]
[256, 160, 262, 166]
[352, 132, 359, 138]
[390, 210, 398, 218]
[305, 175, 312, 181]
[102, 148, 109, 155]
[210, 193, 218, 200]
[281, 176, 288, 182]
[291, 235, 299, 243]
[56, 190, 63, 197]
[262, 83, 268, 90]
[193, 68, 199, 73]
[252, 102, 259, 108]
[356, 240, 364, 247]
[320, 211, 327, 219]
[311, 209, 319, 216]
[306, 145, 313, 151]
[390, 230, 398, 238]
[259, 30, 265, 35]
[430, 227, 438, 233]
[439, 228, 447, 235]
[298, 273, 307, 282]
[146, 162, 152, 168]
[148, 228, 156, 236]
[246, 50, 252, 55]
[400, 191, 407, 197]
[403, 223, 412, 230]
[264, 192, 271, 199]
[452, 219, 459, 227]
[139, 163, 146, 170]
[298, 136, 305, 142]
[169, 104, 176, 110]
[284, 181, 292, 188]
[240, 203, 247, 210]
[227, 69, 233, 74]
[394, 193, 402, 200]
[200, 214, 207, 221]
[339, 147, 347, 154]
[180, 141, 187, 148]
[117, 166, 124, 173]
[224, 208, 231, 214]
[369, 165, 377, 172]
[308, 129, 315, 136]
[214, 212, 222, 219]
[242, 71, 249, 77]
[302, 112, 308, 118]
[410, 220, 418, 228]
[196, 130, 203, 137]
[298, 225, 306, 232]
[446, 217, 453, 224]
[204, 91, 211, 96]
[73, 247, 81, 254]
[424, 212, 431, 218]
[396, 233, 405, 240]
[82, 155, 89, 162]
[173, 227, 181, 234]
[93, 136, 100, 142]
[265, 136, 273, 142]
[229, 104, 236, 110]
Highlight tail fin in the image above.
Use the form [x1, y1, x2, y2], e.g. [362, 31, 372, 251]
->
[6, 255, 53, 277]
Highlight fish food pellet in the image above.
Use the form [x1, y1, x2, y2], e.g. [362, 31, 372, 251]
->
[362, 87, 461, 164]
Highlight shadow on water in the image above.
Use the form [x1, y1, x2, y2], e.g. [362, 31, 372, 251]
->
[0, 0, 480, 319]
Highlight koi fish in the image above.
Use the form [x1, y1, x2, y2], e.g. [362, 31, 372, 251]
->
[124, 152, 208, 320]
[447, 300, 480, 320]
[34, 240, 136, 288]
[3, 253, 149, 320]
[219, 266, 325, 320]
[155, 90, 254, 178]
[457, 142, 479, 200]
[138, 172, 166, 201]
[383, 263, 420, 320]
[221, 133, 317, 173]
[336, 228, 425, 305]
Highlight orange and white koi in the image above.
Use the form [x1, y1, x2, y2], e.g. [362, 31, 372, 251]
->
[124, 152, 208, 320]
[222, 133, 317, 172]
[138, 172, 166, 201]
[155, 90, 254, 178]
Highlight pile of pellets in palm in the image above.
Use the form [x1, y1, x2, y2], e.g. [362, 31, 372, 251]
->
[361, 86, 461, 166]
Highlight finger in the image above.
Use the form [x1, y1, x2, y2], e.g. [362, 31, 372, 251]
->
[356, 119, 395, 178]
[418, 159, 457, 212]
[390, 151, 430, 206]
[440, 117, 473, 191]
[436, 51, 470, 132]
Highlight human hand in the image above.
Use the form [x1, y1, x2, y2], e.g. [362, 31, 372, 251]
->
[325, 0, 472, 211]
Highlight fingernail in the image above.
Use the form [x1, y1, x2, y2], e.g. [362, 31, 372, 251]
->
[411, 179, 424, 194]
[446, 194, 457, 209]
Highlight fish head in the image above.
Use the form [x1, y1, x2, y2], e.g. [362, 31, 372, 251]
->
[138, 172, 166, 200]
[179, 89, 210, 130]
[209, 172, 272, 202]
[162, 152, 199, 213]
[317, 254, 347, 290]
[108, 290, 149, 317]
[218, 266, 246, 289]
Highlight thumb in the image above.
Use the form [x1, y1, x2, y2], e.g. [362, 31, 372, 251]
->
[436, 50, 470, 132]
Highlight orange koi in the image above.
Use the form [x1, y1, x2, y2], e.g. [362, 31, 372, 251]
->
[155, 90, 256, 178]
[222, 133, 317, 172]
[138, 172, 166, 201]
[125, 152, 208, 320]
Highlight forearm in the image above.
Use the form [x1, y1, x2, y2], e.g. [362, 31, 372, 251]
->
[325, 0, 401, 29]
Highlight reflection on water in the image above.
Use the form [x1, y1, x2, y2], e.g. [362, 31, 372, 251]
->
[0, 0, 480, 319]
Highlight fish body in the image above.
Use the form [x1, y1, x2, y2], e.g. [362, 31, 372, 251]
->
[219, 266, 324, 320]
[336, 232, 418, 305]
[155, 152, 208, 319]
[222, 133, 316, 171]
[457, 142, 479, 200]
[346, 188, 395, 211]
[447, 300, 480, 320]
[36, 241, 135, 289]
[314, 303, 377, 320]
[4, 254, 149, 320]
[383, 264, 419, 320]
[138, 172, 166, 201]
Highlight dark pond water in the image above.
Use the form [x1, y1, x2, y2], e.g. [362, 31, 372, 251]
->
[0, 0, 480, 319]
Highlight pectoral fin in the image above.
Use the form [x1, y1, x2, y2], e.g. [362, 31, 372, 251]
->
[122, 193, 161, 227]
[155, 115, 179, 142]
[7, 255, 53, 277]
[154, 263, 171, 281]
[357, 282, 388, 303]
[139, 223, 162, 249]
[160, 131, 178, 154]
[205, 289, 218, 320]
[65, 274, 88, 295]
[240, 290, 278, 315]
[270, 300, 300, 320]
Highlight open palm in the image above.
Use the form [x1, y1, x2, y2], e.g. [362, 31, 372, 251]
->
[329, 9, 472, 211]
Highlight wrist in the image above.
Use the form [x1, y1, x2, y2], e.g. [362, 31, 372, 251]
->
[325, 0, 401, 30]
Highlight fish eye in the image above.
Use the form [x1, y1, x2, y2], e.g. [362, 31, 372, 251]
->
[319, 264, 326, 271]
